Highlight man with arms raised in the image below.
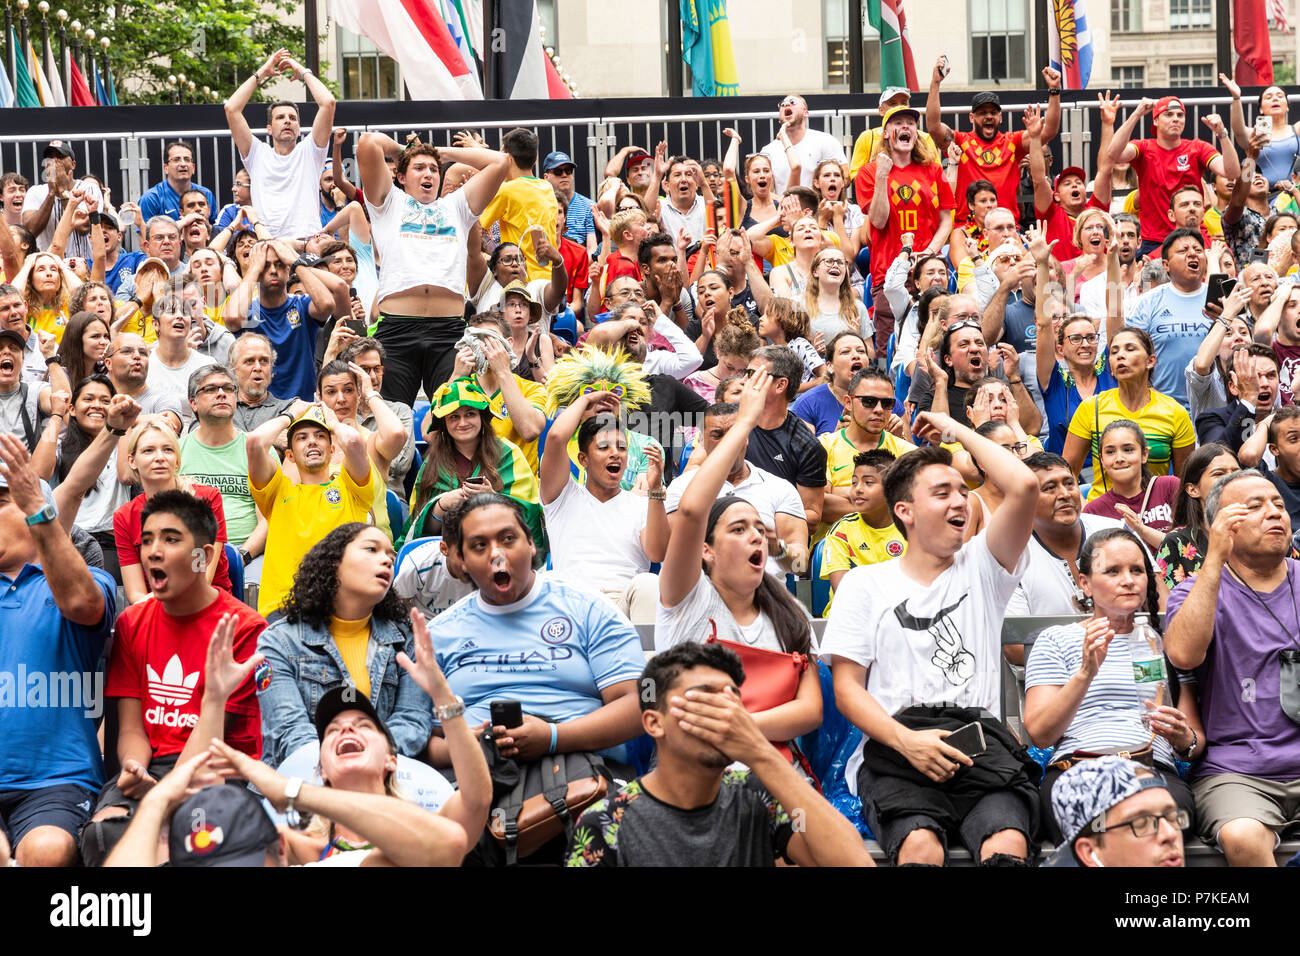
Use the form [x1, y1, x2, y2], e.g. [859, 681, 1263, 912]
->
[823, 413, 1040, 866]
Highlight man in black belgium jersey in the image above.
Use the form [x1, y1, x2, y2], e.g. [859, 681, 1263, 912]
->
[744, 345, 828, 529]
[565, 642, 871, 867]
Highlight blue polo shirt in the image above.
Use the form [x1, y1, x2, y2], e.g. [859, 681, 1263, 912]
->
[0, 564, 115, 792]
[138, 180, 216, 222]
[237, 293, 322, 401]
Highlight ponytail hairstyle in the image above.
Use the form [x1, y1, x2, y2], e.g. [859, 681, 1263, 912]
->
[703, 496, 811, 656]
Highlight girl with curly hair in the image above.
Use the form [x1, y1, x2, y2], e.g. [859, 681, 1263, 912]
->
[684, 306, 761, 403]
[256, 521, 436, 770]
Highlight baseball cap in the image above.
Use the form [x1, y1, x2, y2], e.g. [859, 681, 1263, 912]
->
[168, 784, 279, 867]
[542, 150, 574, 173]
[91, 210, 120, 230]
[879, 86, 911, 109]
[971, 91, 1002, 111]
[624, 149, 653, 171]
[1053, 166, 1087, 191]
[43, 140, 74, 160]
[1153, 96, 1185, 118]
[315, 684, 397, 753]
[0, 328, 26, 352]
[1052, 756, 1170, 849]
[882, 105, 921, 127]
[285, 404, 332, 441]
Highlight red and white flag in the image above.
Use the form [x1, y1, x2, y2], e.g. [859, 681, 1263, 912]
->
[332, 0, 482, 100]
[1233, 0, 1274, 87]
[1266, 0, 1290, 32]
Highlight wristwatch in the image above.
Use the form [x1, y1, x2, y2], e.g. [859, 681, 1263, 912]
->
[25, 503, 57, 527]
[238, 546, 252, 567]
[105, 423, 128, 436]
[435, 696, 466, 722]
[1177, 729, 1198, 761]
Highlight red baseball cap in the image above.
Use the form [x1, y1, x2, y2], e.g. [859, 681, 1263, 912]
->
[1053, 166, 1087, 191]
[1153, 96, 1185, 118]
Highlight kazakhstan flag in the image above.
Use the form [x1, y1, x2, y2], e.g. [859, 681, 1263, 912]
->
[681, 0, 738, 96]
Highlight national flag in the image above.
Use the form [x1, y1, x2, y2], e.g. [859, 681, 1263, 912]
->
[867, 0, 919, 90]
[42, 42, 67, 107]
[1267, 0, 1290, 32]
[12, 31, 41, 107]
[438, 0, 479, 78]
[1047, 0, 1094, 89]
[332, 0, 481, 99]
[1233, 0, 1274, 86]
[29, 40, 51, 105]
[681, 0, 738, 96]
[69, 56, 97, 107]
[544, 55, 572, 99]
[102, 60, 118, 105]
[492, 0, 549, 99]
[94, 60, 111, 106]
[0, 58, 14, 108]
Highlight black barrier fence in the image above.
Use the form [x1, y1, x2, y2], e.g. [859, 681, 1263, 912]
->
[0, 88, 1286, 240]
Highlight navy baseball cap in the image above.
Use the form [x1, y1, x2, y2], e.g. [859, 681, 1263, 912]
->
[543, 151, 574, 173]
[169, 784, 279, 867]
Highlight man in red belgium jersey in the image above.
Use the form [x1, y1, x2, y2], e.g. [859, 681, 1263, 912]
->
[927, 57, 1063, 222]
[1023, 104, 1104, 260]
[857, 105, 956, 352]
[1107, 94, 1238, 257]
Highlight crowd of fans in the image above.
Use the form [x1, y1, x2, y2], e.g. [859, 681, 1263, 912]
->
[4, 47, 1300, 869]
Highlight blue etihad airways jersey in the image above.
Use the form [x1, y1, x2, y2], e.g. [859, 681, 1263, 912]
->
[431, 575, 644, 729]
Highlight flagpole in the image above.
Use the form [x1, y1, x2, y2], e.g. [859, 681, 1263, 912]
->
[17, 0, 28, 75]
[482, 0, 495, 99]
[36, 1, 49, 97]
[848, 0, 863, 93]
[303, 0, 318, 75]
[1216, 0, 1232, 78]
[84, 25, 95, 100]
[666, 0, 682, 97]
[55, 6, 66, 95]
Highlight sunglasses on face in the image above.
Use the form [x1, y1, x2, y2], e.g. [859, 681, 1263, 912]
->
[947, 319, 982, 333]
[852, 394, 893, 410]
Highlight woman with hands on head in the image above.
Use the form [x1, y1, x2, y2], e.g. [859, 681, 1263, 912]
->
[1023, 527, 1203, 843]
[656, 367, 823, 757]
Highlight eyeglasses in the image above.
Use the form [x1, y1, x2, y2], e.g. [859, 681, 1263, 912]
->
[1097, 807, 1190, 838]
[1001, 442, 1030, 456]
[356, 364, 383, 375]
[611, 288, 646, 301]
[197, 383, 236, 396]
[497, 254, 525, 265]
[1065, 332, 1099, 346]
[852, 395, 893, 410]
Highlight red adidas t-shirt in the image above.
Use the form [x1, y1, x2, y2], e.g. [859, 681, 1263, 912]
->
[106, 588, 264, 759]
[113, 485, 232, 595]
[857, 160, 955, 286]
[1129, 137, 1221, 243]
[954, 129, 1027, 222]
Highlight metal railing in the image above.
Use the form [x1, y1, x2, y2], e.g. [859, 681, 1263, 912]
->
[0, 88, 1280, 217]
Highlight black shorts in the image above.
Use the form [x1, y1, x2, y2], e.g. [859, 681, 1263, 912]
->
[858, 761, 1036, 865]
[90, 754, 179, 818]
[0, 784, 97, 848]
[372, 312, 466, 407]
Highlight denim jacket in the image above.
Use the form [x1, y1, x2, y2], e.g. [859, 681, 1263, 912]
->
[256, 615, 434, 768]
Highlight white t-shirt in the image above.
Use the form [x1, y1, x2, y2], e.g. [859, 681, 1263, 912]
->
[392, 539, 475, 619]
[544, 479, 650, 591]
[241, 136, 329, 240]
[1005, 515, 1122, 617]
[368, 186, 477, 305]
[1076, 272, 1138, 324]
[145, 349, 211, 426]
[820, 532, 1028, 795]
[70, 447, 131, 535]
[656, 571, 812, 654]
[22, 179, 103, 251]
[665, 464, 805, 576]
[760, 128, 846, 194]
[657, 195, 707, 246]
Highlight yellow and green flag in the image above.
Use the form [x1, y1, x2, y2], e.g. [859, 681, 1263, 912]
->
[681, 0, 738, 96]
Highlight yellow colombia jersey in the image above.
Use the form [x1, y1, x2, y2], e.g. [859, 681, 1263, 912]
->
[819, 512, 907, 615]
[250, 461, 373, 617]
[1067, 388, 1195, 501]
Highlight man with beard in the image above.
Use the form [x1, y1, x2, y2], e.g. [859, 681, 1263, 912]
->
[228, 332, 305, 433]
[180, 365, 268, 580]
[759, 94, 847, 195]
[566, 641, 872, 867]
[927, 59, 1063, 221]
[638, 232, 692, 325]
[104, 333, 183, 433]
[820, 367, 916, 526]
[1107, 96, 1238, 257]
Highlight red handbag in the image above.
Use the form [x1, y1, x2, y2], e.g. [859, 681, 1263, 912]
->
[704, 618, 808, 762]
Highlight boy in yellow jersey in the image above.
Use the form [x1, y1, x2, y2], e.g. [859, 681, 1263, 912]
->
[820, 449, 906, 615]
[247, 403, 374, 620]
[478, 128, 559, 282]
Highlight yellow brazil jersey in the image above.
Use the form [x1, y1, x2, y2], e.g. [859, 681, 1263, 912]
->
[479, 176, 559, 283]
[1203, 205, 1223, 239]
[117, 308, 159, 345]
[488, 374, 546, 475]
[764, 230, 841, 268]
[250, 461, 374, 617]
[1067, 388, 1195, 501]
[819, 512, 907, 615]
[30, 306, 70, 344]
[821, 426, 917, 492]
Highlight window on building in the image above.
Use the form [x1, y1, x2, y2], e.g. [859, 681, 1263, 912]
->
[1111, 65, 1146, 87]
[1169, 0, 1212, 30]
[823, 0, 881, 89]
[538, 0, 558, 52]
[1112, 0, 1140, 32]
[1169, 63, 1214, 86]
[970, 0, 1028, 82]
[337, 28, 400, 100]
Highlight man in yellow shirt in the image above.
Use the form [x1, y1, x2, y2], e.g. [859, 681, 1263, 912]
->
[478, 128, 559, 283]
[819, 366, 916, 531]
[247, 403, 374, 619]
[820, 448, 907, 615]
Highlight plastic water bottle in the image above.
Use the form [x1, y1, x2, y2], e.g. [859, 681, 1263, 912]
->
[1127, 613, 1170, 728]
